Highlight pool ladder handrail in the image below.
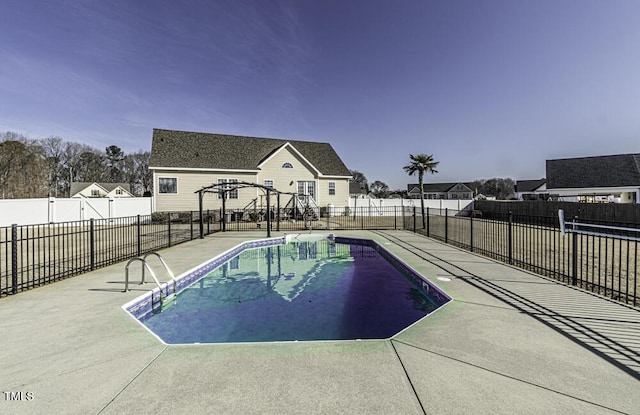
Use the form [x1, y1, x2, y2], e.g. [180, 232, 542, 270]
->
[123, 252, 178, 304]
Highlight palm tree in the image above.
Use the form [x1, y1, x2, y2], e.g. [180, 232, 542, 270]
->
[403, 154, 439, 229]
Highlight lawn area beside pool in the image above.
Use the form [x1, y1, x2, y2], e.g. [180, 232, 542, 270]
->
[1, 230, 638, 415]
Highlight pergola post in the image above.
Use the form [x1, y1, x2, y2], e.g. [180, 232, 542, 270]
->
[221, 192, 226, 232]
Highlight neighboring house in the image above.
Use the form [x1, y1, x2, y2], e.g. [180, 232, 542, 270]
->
[70, 182, 133, 198]
[515, 179, 548, 201]
[546, 153, 640, 204]
[349, 182, 369, 199]
[475, 193, 497, 201]
[407, 182, 473, 200]
[149, 129, 352, 212]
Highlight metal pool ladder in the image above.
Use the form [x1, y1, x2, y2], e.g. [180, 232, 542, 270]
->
[124, 252, 178, 307]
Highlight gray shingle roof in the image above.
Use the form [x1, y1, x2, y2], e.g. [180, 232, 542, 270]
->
[149, 129, 351, 176]
[515, 179, 546, 192]
[546, 154, 640, 189]
[70, 182, 131, 195]
[349, 182, 368, 194]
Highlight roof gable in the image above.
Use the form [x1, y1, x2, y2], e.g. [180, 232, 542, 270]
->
[546, 154, 640, 189]
[257, 142, 320, 175]
[150, 129, 351, 176]
[516, 179, 547, 192]
[70, 182, 132, 196]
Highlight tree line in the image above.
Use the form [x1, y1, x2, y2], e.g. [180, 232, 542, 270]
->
[0, 131, 152, 199]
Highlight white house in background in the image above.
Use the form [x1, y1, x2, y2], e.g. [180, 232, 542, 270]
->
[546, 153, 640, 204]
[407, 182, 473, 200]
[149, 129, 352, 212]
[515, 179, 548, 201]
[70, 182, 134, 198]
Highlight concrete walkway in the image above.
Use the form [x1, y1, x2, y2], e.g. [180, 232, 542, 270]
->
[1, 230, 638, 415]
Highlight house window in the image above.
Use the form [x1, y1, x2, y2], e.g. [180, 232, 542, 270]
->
[158, 178, 178, 194]
[282, 162, 293, 168]
[91, 189, 100, 197]
[328, 182, 336, 195]
[218, 178, 238, 199]
[116, 189, 123, 195]
[264, 180, 274, 189]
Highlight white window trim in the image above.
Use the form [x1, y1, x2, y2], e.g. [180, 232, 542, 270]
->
[264, 179, 274, 188]
[328, 181, 336, 195]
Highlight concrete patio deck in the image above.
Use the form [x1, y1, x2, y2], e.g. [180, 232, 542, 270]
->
[1, 230, 638, 415]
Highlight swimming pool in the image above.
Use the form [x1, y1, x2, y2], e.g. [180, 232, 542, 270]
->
[123, 235, 451, 344]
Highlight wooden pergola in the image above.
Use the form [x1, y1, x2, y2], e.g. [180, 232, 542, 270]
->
[194, 181, 301, 238]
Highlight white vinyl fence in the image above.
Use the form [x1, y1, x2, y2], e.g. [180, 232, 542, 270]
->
[0, 197, 153, 226]
[344, 197, 473, 216]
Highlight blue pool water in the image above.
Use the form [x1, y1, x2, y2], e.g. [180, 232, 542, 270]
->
[136, 238, 449, 344]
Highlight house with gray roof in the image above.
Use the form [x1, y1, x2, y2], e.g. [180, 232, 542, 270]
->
[149, 129, 352, 211]
[515, 179, 547, 201]
[546, 153, 640, 203]
[407, 182, 473, 200]
[70, 182, 133, 198]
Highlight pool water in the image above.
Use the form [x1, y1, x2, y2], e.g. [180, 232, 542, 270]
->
[139, 240, 448, 344]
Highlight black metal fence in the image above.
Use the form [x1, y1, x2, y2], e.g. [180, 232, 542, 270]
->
[0, 212, 211, 297]
[206, 206, 407, 233]
[5, 204, 638, 307]
[403, 207, 639, 307]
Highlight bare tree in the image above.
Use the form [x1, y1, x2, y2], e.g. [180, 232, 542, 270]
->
[349, 170, 369, 192]
[75, 149, 105, 183]
[0, 132, 46, 198]
[134, 151, 152, 195]
[39, 136, 65, 197]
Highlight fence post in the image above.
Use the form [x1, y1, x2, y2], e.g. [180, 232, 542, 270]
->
[426, 207, 430, 237]
[190, 210, 194, 240]
[413, 207, 416, 233]
[445, 208, 448, 244]
[90, 218, 95, 271]
[361, 208, 364, 229]
[167, 214, 172, 247]
[11, 224, 18, 294]
[136, 215, 141, 257]
[571, 216, 578, 285]
[470, 214, 474, 252]
[508, 211, 513, 265]
[394, 205, 397, 229]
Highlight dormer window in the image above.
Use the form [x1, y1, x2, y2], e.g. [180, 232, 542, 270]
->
[282, 162, 293, 168]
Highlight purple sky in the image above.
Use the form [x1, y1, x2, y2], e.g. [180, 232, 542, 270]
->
[2, 0, 640, 189]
